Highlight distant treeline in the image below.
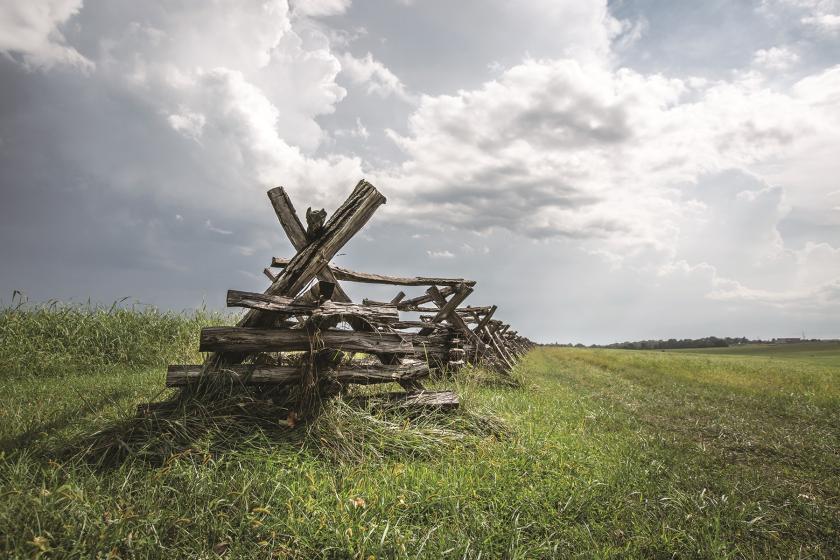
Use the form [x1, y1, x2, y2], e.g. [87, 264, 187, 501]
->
[599, 337, 745, 350]
[542, 337, 821, 350]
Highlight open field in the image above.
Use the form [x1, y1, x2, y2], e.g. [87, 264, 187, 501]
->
[1, 307, 839, 558]
[667, 341, 840, 367]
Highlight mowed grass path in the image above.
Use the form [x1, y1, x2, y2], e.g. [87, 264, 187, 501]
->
[2, 347, 839, 558]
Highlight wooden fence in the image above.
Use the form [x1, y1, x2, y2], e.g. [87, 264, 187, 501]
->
[147, 180, 533, 413]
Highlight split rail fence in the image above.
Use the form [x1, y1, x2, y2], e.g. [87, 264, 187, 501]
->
[145, 180, 533, 414]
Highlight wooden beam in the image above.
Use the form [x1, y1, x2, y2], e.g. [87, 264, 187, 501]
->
[389, 291, 406, 304]
[473, 305, 497, 333]
[226, 290, 397, 324]
[272, 257, 475, 287]
[383, 321, 455, 331]
[200, 327, 449, 358]
[488, 328, 516, 370]
[455, 305, 495, 316]
[398, 286, 456, 307]
[263, 268, 278, 282]
[167, 361, 430, 387]
[169, 364, 298, 386]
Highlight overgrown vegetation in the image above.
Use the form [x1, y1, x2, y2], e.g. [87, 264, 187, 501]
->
[0, 297, 230, 377]
[1, 305, 838, 558]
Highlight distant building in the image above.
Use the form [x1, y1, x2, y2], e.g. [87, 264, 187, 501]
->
[773, 337, 801, 344]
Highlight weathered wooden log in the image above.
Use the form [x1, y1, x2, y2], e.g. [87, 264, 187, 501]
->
[200, 327, 449, 358]
[167, 361, 430, 387]
[455, 306, 495, 316]
[399, 286, 456, 307]
[330, 361, 430, 385]
[487, 329, 516, 370]
[361, 287, 458, 310]
[384, 320, 455, 331]
[272, 257, 475, 287]
[263, 268, 278, 282]
[390, 291, 406, 304]
[226, 290, 397, 324]
[364, 302, 438, 313]
[168, 364, 299, 386]
[473, 305, 497, 333]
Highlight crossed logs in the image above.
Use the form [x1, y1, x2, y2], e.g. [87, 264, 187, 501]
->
[154, 180, 533, 412]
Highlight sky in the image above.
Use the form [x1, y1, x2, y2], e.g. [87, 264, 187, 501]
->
[1, 0, 839, 344]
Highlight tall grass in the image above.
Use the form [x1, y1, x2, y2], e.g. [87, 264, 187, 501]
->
[0, 296, 232, 378]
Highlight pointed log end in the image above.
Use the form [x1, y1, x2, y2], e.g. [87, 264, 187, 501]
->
[353, 179, 387, 204]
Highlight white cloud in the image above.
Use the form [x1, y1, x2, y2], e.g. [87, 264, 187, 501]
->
[334, 117, 370, 139]
[290, 0, 351, 17]
[761, 0, 840, 33]
[167, 110, 206, 142]
[708, 277, 840, 308]
[204, 220, 232, 235]
[369, 48, 840, 315]
[340, 52, 415, 102]
[753, 46, 800, 70]
[57, 0, 362, 214]
[801, 12, 840, 31]
[0, 0, 92, 69]
[380, 58, 824, 253]
[612, 16, 648, 51]
[426, 249, 455, 258]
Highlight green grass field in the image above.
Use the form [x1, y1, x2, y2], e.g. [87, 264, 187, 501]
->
[1, 306, 838, 558]
[667, 341, 840, 367]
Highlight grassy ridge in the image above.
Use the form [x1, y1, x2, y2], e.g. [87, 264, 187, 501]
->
[0, 307, 838, 558]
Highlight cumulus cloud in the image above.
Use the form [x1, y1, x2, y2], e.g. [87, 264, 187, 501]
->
[0, 0, 92, 69]
[380, 57, 830, 256]
[4, 0, 366, 214]
[368, 45, 840, 317]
